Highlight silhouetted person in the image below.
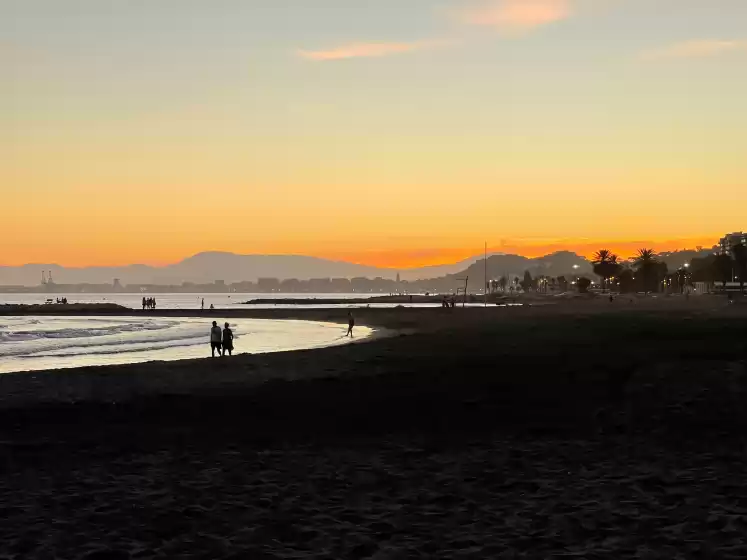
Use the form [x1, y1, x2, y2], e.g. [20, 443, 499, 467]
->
[210, 321, 222, 357]
[142, 297, 146, 311]
[152, 298, 156, 310]
[222, 322, 234, 356]
[201, 298, 204, 311]
[346, 312, 355, 337]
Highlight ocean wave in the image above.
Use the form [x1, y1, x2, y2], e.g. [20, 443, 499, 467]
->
[0, 321, 176, 343]
[0, 332, 214, 358]
[22, 337, 207, 358]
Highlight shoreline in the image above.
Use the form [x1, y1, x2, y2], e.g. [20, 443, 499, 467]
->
[0, 297, 744, 411]
[0, 310, 397, 392]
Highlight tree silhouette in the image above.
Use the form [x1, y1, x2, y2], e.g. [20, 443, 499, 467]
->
[713, 253, 734, 297]
[653, 261, 669, 292]
[499, 276, 508, 293]
[676, 267, 688, 294]
[634, 248, 658, 295]
[689, 254, 717, 282]
[521, 270, 534, 292]
[731, 243, 747, 295]
[577, 277, 591, 294]
[592, 249, 621, 292]
[618, 268, 635, 293]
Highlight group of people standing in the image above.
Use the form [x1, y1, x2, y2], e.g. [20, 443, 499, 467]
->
[142, 297, 157, 310]
[210, 321, 234, 357]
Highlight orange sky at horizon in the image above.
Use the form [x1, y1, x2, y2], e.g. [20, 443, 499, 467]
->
[310, 235, 723, 269]
[0, 236, 722, 270]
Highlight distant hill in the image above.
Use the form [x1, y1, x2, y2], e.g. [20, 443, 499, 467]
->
[396, 252, 504, 281]
[0, 253, 398, 286]
[0, 251, 522, 287]
[435, 251, 593, 290]
[0, 248, 710, 288]
[655, 248, 717, 271]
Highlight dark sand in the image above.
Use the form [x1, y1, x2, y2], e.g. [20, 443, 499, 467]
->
[1, 297, 747, 558]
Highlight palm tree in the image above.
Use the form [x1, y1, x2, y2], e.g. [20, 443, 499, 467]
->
[634, 248, 658, 295]
[592, 249, 621, 292]
[499, 276, 508, 293]
[731, 243, 747, 295]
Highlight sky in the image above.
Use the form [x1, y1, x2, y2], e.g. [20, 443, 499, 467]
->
[3, 0, 746, 268]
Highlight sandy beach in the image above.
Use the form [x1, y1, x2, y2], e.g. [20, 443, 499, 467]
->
[1, 296, 747, 558]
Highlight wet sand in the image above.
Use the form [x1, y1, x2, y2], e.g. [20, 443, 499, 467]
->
[1, 297, 747, 558]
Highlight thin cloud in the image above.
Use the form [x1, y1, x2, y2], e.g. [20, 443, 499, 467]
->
[458, 0, 572, 32]
[297, 40, 449, 61]
[642, 40, 747, 60]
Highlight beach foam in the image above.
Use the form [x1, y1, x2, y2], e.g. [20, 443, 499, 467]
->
[0, 316, 370, 373]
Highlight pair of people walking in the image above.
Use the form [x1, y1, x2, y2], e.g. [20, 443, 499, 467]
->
[210, 321, 234, 357]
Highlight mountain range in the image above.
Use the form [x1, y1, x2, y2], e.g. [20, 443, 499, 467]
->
[0, 248, 713, 287]
[0, 251, 581, 286]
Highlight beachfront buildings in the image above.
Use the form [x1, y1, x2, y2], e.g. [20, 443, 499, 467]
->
[720, 232, 746, 254]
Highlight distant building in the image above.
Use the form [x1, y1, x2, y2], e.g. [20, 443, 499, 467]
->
[257, 278, 280, 292]
[113, 278, 122, 290]
[720, 232, 746, 254]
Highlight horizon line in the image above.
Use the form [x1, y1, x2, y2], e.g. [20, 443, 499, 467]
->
[0, 242, 722, 270]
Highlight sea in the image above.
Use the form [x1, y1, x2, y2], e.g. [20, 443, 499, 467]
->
[0, 293, 383, 374]
[0, 293, 373, 310]
[0, 292, 500, 309]
[0, 315, 371, 374]
[0, 293, 510, 374]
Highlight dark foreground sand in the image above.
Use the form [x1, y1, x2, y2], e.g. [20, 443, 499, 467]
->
[1, 297, 747, 559]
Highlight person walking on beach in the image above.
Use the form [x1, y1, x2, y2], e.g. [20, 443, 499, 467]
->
[222, 322, 234, 356]
[142, 297, 146, 311]
[346, 311, 355, 338]
[210, 321, 222, 357]
[201, 298, 204, 311]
